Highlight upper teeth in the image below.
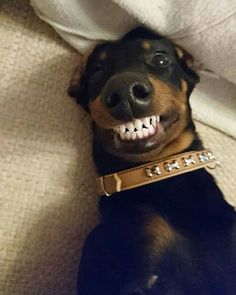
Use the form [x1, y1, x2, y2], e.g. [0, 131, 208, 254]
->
[113, 115, 160, 141]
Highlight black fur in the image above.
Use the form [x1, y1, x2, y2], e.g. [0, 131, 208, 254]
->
[78, 170, 235, 295]
[69, 27, 236, 295]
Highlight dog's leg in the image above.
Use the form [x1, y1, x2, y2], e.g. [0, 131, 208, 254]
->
[77, 211, 191, 295]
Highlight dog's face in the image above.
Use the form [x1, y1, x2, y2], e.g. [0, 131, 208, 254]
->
[69, 28, 199, 162]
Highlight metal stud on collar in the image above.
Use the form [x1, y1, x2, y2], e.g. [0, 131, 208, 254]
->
[98, 150, 220, 196]
[198, 151, 221, 169]
[183, 155, 196, 167]
[145, 165, 161, 178]
[164, 160, 180, 172]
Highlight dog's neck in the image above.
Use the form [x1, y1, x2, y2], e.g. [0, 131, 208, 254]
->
[92, 121, 235, 235]
[93, 121, 203, 176]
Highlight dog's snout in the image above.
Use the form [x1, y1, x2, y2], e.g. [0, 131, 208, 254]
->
[105, 93, 121, 108]
[101, 72, 153, 120]
[105, 82, 151, 108]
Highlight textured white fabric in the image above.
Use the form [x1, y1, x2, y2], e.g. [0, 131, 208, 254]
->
[191, 76, 236, 138]
[30, 0, 236, 82]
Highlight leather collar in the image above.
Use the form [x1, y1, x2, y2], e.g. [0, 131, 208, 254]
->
[97, 150, 219, 196]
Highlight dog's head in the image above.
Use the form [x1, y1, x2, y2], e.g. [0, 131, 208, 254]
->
[69, 27, 199, 162]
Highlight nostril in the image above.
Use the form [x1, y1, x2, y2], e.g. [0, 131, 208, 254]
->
[131, 83, 150, 100]
[106, 93, 121, 107]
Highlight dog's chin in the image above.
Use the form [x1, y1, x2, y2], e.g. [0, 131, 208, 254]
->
[95, 111, 180, 156]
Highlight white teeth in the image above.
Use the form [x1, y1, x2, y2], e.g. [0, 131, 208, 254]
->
[151, 115, 157, 127]
[125, 131, 131, 140]
[115, 126, 120, 132]
[136, 130, 143, 139]
[134, 119, 142, 131]
[127, 122, 134, 132]
[148, 125, 155, 135]
[143, 128, 149, 137]
[113, 115, 160, 141]
[120, 125, 126, 133]
[120, 133, 126, 140]
[131, 132, 137, 140]
[143, 117, 150, 128]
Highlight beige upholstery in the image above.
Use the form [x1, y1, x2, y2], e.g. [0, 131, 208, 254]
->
[0, 1, 235, 294]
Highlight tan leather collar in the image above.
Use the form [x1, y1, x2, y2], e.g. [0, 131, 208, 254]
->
[97, 150, 219, 196]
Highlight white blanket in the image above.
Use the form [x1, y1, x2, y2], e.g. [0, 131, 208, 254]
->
[31, 0, 236, 138]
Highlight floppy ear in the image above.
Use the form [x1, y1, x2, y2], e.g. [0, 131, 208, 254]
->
[175, 45, 200, 87]
[68, 53, 90, 111]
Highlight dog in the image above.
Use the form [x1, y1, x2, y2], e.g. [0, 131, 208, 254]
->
[68, 27, 236, 295]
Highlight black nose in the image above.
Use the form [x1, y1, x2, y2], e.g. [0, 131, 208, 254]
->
[101, 72, 153, 120]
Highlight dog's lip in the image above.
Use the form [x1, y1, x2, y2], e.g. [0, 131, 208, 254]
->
[111, 113, 179, 153]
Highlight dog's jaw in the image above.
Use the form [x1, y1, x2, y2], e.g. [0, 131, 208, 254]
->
[93, 111, 195, 164]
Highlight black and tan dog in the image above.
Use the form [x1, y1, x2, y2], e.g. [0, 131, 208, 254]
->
[69, 28, 236, 295]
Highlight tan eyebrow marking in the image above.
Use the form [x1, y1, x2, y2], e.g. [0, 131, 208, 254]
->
[175, 46, 184, 59]
[181, 79, 188, 93]
[142, 41, 151, 50]
[99, 52, 107, 60]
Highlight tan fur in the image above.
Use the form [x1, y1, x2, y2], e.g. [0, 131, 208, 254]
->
[175, 46, 184, 59]
[69, 62, 83, 87]
[99, 51, 107, 60]
[147, 275, 159, 288]
[150, 76, 187, 110]
[89, 96, 121, 129]
[144, 215, 176, 257]
[142, 41, 151, 50]
[181, 79, 188, 94]
[141, 215, 176, 289]
[69, 52, 92, 88]
[155, 129, 195, 159]
[175, 46, 196, 72]
[146, 77, 190, 161]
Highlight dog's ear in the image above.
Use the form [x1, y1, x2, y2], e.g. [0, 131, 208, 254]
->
[175, 45, 200, 87]
[68, 54, 90, 112]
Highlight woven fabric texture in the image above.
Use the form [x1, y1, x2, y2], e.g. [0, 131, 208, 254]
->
[0, 1, 235, 295]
